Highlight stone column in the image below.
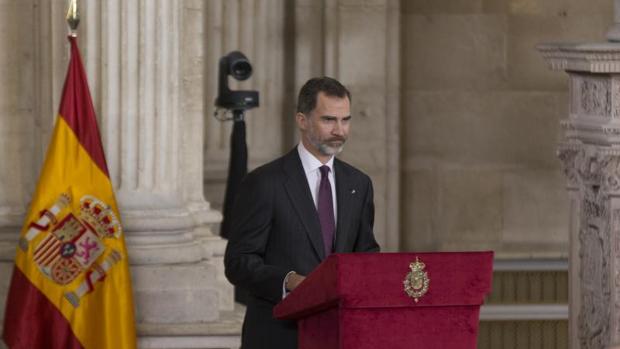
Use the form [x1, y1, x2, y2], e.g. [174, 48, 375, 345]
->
[181, 0, 234, 313]
[539, 43, 620, 349]
[76, 0, 230, 324]
[0, 0, 39, 327]
[0, 0, 72, 329]
[294, 0, 401, 251]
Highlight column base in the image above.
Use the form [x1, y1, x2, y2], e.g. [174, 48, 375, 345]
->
[132, 261, 221, 324]
[137, 304, 244, 349]
[0, 230, 18, 326]
[126, 237, 205, 265]
[187, 201, 234, 312]
[0, 260, 12, 326]
[121, 207, 205, 265]
[201, 235, 234, 312]
[0, 262, 224, 325]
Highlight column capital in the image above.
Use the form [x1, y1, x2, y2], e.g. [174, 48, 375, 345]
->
[557, 144, 582, 190]
[558, 144, 620, 196]
[538, 42, 620, 73]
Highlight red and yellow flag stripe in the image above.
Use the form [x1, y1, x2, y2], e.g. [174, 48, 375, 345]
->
[3, 36, 136, 349]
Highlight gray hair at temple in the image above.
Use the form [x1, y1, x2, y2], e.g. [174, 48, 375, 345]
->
[296, 77, 352, 115]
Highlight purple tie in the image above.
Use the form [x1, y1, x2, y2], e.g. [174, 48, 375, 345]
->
[318, 165, 335, 255]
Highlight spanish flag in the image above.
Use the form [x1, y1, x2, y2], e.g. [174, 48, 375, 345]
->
[2, 36, 136, 348]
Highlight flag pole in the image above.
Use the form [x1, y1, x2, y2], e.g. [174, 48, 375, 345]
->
[66, 0, 79, 37]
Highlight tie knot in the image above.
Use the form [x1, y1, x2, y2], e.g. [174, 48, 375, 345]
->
[319, 165, 330, 177]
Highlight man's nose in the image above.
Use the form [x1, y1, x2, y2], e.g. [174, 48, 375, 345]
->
[332, 121, 345, 136]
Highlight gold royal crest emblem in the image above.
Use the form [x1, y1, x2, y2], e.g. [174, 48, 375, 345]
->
[403, 257, 430, 302]
[19, 192, 124, 308]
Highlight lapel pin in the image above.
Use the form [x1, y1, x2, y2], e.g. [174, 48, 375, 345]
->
[351, 189, 356, 194]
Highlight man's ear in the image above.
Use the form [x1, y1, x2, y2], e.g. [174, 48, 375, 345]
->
[296, 112, 307, 131]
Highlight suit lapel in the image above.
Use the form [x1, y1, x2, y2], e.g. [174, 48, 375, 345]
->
[334, 159, 353, 252]
[282, 150, 326, 260]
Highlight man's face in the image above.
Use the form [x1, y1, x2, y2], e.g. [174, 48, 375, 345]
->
[297, 92, 351, 158]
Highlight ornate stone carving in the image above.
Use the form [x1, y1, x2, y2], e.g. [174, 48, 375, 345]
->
[556, 145, 620, 347]
[613, 209, 620, 341]
[603, 126, 620, 135]
[580, 76, 611, 118]
[537, 43, 620, 73]
[557, 146, 620, 347]
[539, 39, 620, 349]
[560, 120, 620, 138]
[557, 146, 582, 189]
[559, 145, 620, 192]
[600, 154, 620, 194]
[578, 185, 611, 349]
[613, 77, 620, 119]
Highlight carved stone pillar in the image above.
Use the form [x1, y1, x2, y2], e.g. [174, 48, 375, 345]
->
[540, 44, 620, 348]
[0, 0, 73, 331]
[0, 0, 39, 328]
[76, 0, 231, 324]
[180, 0, 234, 313]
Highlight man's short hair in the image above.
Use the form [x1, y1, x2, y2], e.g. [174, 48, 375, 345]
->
[296, 77, 351, 115]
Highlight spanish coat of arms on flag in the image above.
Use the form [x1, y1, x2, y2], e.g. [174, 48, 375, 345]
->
[2, 36, 137, 349]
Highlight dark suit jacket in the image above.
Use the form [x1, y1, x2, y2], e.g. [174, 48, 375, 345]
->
[224, 148, 380, 349]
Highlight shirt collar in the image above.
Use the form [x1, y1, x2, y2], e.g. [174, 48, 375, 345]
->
[297, 142, 334, 175]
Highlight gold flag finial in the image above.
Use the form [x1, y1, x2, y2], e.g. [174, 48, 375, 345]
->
[66, 0, 80, 36]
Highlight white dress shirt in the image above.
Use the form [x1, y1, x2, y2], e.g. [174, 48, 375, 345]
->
[297, 142, 337, 223]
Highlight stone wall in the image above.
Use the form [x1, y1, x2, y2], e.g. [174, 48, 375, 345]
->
[401, 0, 612, 257]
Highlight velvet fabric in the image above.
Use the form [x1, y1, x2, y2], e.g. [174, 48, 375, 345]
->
[274, 252, 493, 349]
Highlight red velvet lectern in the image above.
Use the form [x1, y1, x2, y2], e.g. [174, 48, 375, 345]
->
[274, 252, 494, 349]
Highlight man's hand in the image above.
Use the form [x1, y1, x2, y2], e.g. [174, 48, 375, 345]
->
[285, 273, 306, 291]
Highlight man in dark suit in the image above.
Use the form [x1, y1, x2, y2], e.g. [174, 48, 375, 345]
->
[224, 77, 380, 349]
